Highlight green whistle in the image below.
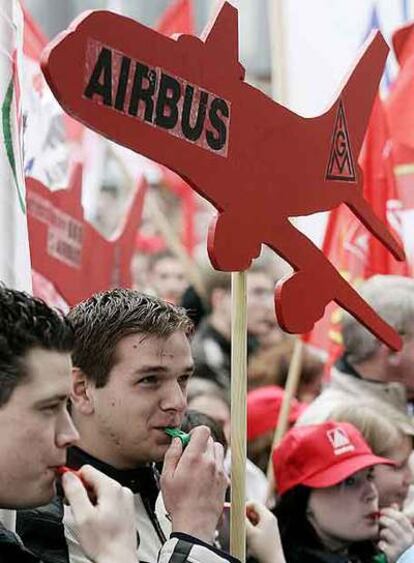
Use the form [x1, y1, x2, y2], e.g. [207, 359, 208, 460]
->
[164, 427, 191, 447]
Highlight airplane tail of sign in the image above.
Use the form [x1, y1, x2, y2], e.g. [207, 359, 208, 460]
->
[328, 30, 405, 262]
[332, 31, 388, 156]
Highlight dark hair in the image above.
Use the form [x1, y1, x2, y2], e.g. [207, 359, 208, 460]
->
[0, 285, 73, 407]
[181, 409, 228, 451]
[68, 288, 194, 387]
[274, 485, 379, 562]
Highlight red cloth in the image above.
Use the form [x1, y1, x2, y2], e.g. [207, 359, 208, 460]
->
[156, 0, 194, 37]
[387, 22, 414, 150]
[385, 23, 414, 272]
[247, 385, 306, 441]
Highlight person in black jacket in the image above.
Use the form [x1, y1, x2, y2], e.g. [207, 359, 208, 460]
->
[0, 285, 138, 563]
[272, 421, 414, 563]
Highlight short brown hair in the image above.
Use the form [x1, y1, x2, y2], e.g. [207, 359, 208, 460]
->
[68, 288, 193, 387]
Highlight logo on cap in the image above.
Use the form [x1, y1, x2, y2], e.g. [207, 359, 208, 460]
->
[327, 428, 355, 456]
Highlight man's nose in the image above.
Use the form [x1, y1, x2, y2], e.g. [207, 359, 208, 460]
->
[56, 408, 79, 448]
[160, 381, 186, 412]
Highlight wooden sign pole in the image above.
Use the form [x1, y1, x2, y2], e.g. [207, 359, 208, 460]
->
[230, 270, 247, 562]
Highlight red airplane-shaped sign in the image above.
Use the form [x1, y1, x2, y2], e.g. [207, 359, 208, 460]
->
[41, 1, 405, 349]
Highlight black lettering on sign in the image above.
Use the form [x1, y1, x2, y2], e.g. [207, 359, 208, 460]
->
[181, 85, 208, 142]
[84, 40, 231, 157]
[129, 63, 156, 122]
[155, 73, 181, 129]
[84, 47, 113, 106]
[206, 98, 229, 151]
[114, 56, 131, 111]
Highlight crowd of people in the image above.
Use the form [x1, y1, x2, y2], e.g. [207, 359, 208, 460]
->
[1, 256, 414, 563]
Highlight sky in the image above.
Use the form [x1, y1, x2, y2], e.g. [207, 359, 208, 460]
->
[283, 0, 411, 115]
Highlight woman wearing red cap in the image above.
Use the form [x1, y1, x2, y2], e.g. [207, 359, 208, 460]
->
[271, 421, 414, 563]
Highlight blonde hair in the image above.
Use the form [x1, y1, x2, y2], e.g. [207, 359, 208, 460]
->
[330, 400, 414, 458]
[342, 275, 414, 363]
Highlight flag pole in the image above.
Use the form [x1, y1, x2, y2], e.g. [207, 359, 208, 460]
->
[267, 0, 288, 102]
[230, 270, 247, 562]
[265, 0, 304, 504]
[266, 337, 303, 502]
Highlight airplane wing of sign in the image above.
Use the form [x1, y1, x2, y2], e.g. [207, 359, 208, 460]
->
[41, 0, 405, 350]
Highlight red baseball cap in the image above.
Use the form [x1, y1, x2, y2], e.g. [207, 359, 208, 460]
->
[247, 385, 306, 441]
[273, 421, 395, 495]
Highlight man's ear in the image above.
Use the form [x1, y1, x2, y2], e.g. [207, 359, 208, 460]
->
[382, 341, 402, 368]
[388, 348, 402, 368]
[71, 367, 95, 415]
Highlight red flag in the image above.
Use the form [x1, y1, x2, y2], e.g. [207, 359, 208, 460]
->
[306, 96, 408, 359]
[386, 23, 414, 151]
[28, 166, 148, 306]
[156, 0, 194, 36]
[386, 23, 414, 271]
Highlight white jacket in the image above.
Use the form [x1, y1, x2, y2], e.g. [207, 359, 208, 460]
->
[63, 486, 238, 563]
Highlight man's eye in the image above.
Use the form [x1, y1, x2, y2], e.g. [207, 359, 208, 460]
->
[178, 375, 190, 385]
[42, 404, 60, 413]
[138, 376, 157, 385]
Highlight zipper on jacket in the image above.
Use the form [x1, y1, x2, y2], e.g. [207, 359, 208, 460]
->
[142, 495, 167, 544]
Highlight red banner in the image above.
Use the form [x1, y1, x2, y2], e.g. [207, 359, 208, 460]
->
[386, 22, 414, 272]
[28, 165, 147, 305]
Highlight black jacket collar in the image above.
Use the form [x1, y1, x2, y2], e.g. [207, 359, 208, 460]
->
[66, 446, 159, 507]
[0, 522, 40, 562]
[335, 354, 390, 387]
[335, 354, 363, 379]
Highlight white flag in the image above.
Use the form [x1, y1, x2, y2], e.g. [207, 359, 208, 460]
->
[0, 0, 31, 291]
